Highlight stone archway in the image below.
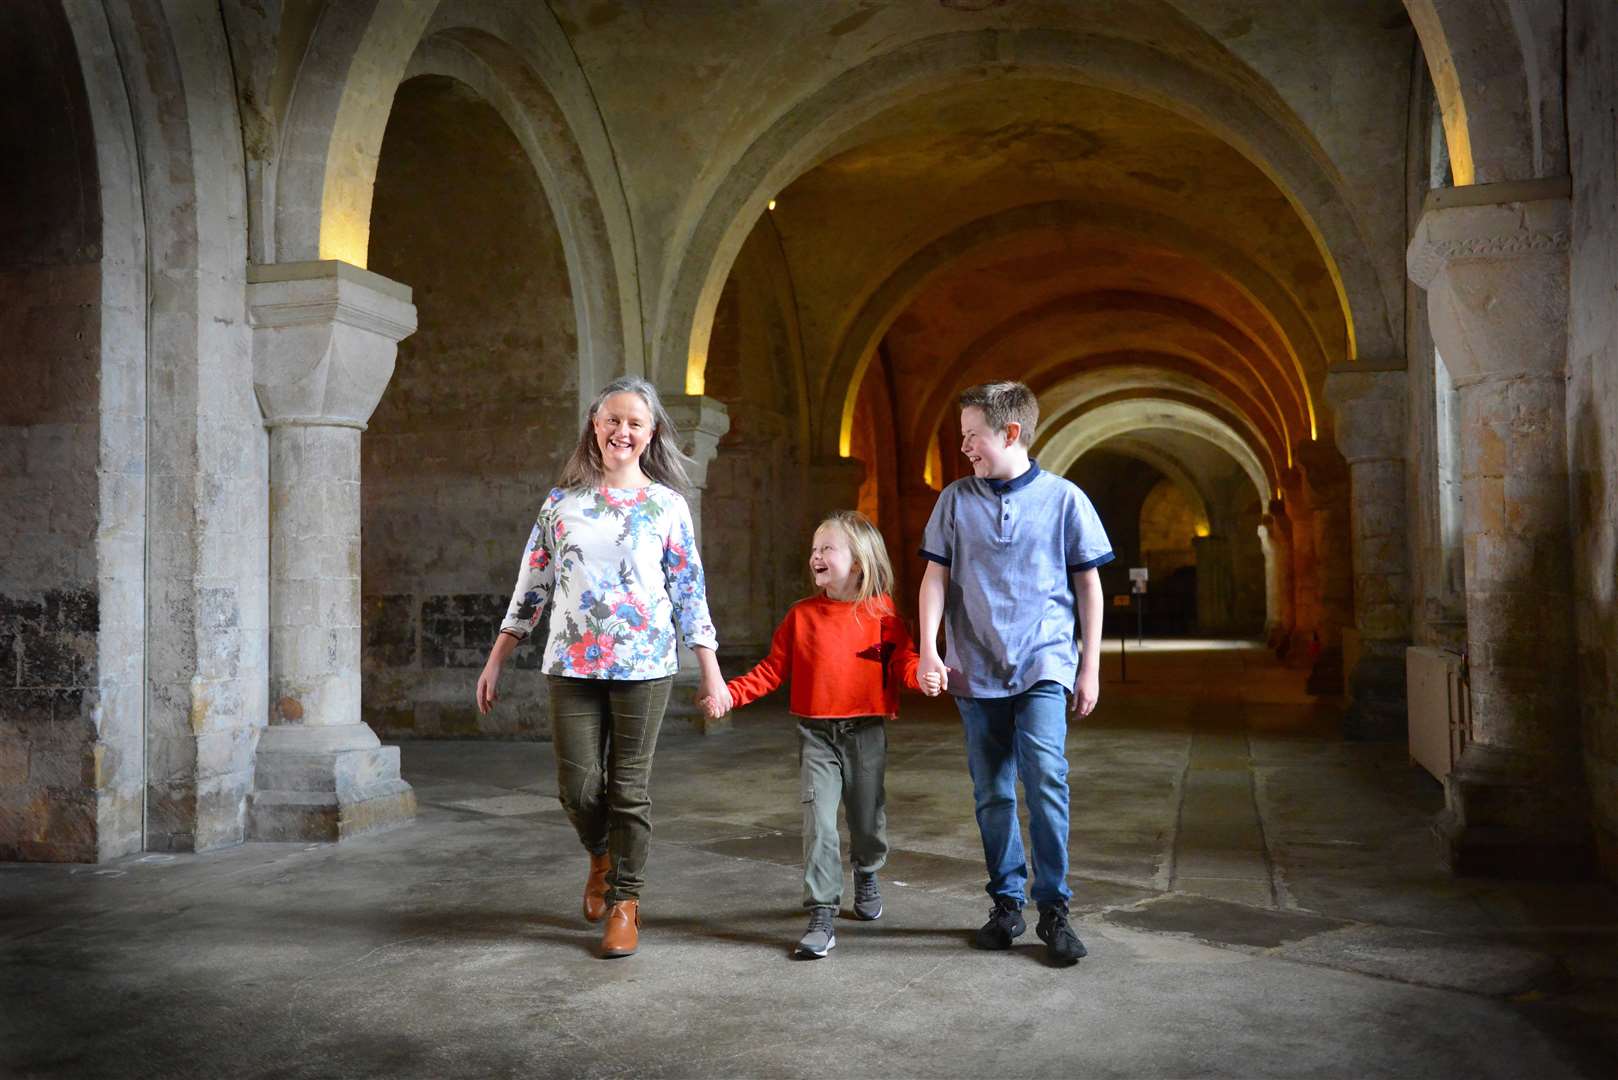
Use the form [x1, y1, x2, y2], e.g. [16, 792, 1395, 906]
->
[358, 72, 581, 742]
[820, 203, 1328, 465]
[272, 0, 639, 401]
[656, 27, 1399, 403]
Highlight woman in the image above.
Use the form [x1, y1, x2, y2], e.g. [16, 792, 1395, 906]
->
[477, 377, 731, 957]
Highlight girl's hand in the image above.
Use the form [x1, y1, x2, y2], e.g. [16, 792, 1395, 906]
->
[700, 678, 733, 717]
[920, 670, 946, 697]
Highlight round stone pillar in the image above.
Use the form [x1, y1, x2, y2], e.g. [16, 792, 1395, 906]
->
[1408, 178, 1593, 876]
[1326, 367, 1412, 739]
[1294, 443, 1353, 695]
[244, 261, 418, 841]
[663, 394, 730, 733]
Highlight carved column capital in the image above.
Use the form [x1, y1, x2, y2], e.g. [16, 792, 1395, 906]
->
[663, 394, 731, 488]
[247, 260, 417, 430]
[1324, 368, 1408, 465]
[1406, 179, 1570, 383]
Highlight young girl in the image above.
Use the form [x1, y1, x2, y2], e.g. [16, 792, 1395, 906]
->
[701, 510, 943, 958]
[477, 377, 730, 959]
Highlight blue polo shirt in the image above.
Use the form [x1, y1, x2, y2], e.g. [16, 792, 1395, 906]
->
[920, 462, 1113, 698]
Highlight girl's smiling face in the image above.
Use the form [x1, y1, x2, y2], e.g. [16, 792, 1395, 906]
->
[593, 391, 654, 475]
[810, 524, 860, 601]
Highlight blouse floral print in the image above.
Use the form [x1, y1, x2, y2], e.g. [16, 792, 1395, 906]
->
[500, 484, 718, 679]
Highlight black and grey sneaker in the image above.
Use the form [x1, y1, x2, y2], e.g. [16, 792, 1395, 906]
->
[853, 869, 883, 920]
[796, 906, 837, 958]
[1035, 903, 1087, 965]
[973, 895, 1026, 950]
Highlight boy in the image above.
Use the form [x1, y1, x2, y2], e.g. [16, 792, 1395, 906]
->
[917, 381, 1111, 966]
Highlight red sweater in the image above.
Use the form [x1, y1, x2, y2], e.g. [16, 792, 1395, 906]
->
[727, 594, 922, 719]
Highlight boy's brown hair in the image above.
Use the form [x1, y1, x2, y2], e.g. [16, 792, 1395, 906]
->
[959, 381, 1038, 448]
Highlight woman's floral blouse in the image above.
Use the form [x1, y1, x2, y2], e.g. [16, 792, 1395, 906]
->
[500, 484, 718, 679]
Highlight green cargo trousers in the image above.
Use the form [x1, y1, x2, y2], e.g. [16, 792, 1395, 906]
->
[547, 675, 673, 903]
[798, 717, 889, 909]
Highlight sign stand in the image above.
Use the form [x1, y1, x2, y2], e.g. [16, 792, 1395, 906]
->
[1128, 568, 1149, 647]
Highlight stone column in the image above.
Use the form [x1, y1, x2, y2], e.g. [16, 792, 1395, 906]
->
[807, 458, 868, 530]
[244, 261, 418, 841]
[1292, 445, 1352, 694]
[1408, 178, 1592, 876]
[1259, 503, 1294, 652]
[1326, 368, 1412, 739]
[663, 394, 730, 732]
[1192, 534, 1233, 633]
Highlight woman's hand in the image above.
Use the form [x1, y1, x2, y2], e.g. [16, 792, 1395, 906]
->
[477, 660, 501, 715]
[693, 646, 732, 716]
[477, 632, 521, 715]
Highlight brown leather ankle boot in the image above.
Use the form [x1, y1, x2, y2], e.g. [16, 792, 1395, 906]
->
[583, 852, 611, 923]
[600, 899, 640, 957]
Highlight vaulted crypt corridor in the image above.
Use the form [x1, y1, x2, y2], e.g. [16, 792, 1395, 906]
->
[3, 2, 1617, 1077]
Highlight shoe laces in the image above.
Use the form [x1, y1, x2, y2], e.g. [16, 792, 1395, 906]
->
[1040, 905, 1071, 932]
[855, 872, 879, 904]
[808, 907, 835, 933]
[989, 898, 1020, 924]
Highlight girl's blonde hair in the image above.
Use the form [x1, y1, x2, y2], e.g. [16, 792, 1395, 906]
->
[558, 376, 694, 492]
[815, 510, 895, 614]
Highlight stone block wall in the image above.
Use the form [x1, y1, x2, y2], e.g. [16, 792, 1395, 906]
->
[0, 263, 105, 862]
[362, 75, 579, 741]
[1568, 0, 1618, 882]
[0, 0, 144, 862]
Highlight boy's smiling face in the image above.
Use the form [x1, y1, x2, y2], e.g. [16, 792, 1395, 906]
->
[959, 405, 1022, 480]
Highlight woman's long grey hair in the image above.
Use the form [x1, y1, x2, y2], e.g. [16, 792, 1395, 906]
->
[557, 376, 694, 492]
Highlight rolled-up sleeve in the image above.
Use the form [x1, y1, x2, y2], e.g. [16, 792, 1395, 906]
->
[662, 495, 719, 653]
[500, 504, 557, 640]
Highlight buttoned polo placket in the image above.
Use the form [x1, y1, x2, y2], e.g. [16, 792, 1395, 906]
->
[988, 462, 1041, 545]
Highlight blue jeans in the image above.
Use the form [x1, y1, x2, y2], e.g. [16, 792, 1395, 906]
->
[955, 681, 1072, 908]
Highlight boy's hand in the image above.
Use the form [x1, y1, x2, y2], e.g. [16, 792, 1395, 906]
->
[696, 693, 728, 720]
[918, 653, 949, 698]
[1070, 668, 1099, 718]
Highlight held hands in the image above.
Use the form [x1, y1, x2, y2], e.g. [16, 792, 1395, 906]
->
[918, 653, 949, 698]
[697, 669, 733, 721]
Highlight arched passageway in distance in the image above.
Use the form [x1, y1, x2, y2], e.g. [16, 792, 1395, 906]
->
[360, 74, 579, 740]
[698, 62, 1362, 699]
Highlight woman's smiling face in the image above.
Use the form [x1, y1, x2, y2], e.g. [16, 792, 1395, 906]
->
[594, 391, 654, 473]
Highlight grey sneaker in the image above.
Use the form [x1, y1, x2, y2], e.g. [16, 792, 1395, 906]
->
[796, 906, 837, 958]
[853, 869, 883, 920]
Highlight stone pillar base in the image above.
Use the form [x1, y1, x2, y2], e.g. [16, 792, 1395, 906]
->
[1434, 746, 1594, 879]
[246, 724, 416, 841]
[1343, 654, 1407, 741]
